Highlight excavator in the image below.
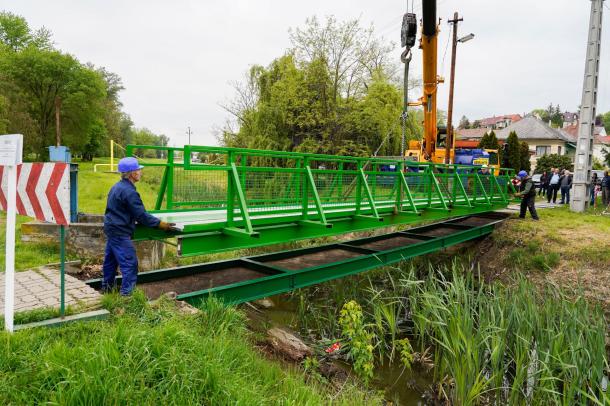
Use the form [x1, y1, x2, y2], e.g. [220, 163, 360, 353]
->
[402, 0, 498, 169]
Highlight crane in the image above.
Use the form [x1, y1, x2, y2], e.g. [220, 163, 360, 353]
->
[402, 1, 497, 169]
[404, 0, 449, 164]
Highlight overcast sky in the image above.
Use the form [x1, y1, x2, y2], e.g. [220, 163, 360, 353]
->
[3, 0, 609, 146]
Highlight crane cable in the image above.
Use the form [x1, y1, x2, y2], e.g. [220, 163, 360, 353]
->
[401, 47, 412, 161]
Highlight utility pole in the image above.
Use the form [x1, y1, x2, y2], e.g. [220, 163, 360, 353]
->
[571, 0, 604, 213]
[55, 96, 62, 147]
[445, 12, 463, 164]
[186, 126, 192, 145]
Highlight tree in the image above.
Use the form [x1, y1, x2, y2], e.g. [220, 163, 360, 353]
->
[458, 115, 470, 129]
[0, 11, 52, 52]
[535, 154, 574, 173]
[520, 141, 531, 172]
[477, 132, 490, 149]
[602, 148, 610, 167]
[600, 111, 610, 134]
[1, 47, 106, 158]
[478, 130, 501, 165]
[471, 120, 481, 129]
[289, 16, 395, 103]
[506, 131, 521, 172]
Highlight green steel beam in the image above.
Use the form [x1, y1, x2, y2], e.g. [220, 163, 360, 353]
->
[88, 213, 509, 306]
[176, 203, 507, 256]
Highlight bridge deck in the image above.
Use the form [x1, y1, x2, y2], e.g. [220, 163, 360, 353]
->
[88, 212, 509, 305]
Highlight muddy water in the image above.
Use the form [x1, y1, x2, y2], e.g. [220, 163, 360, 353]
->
[250, 294, 434, 406]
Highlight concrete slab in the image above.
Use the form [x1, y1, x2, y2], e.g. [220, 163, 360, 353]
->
[13, 309, 110, 331]
[0, 267, 102, 314]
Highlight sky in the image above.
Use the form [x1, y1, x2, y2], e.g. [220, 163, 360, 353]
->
[3, 0, 609, 147]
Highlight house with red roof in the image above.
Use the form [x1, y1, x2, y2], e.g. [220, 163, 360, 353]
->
[561, 124, 610, 163]
[477, 114, 522, 130]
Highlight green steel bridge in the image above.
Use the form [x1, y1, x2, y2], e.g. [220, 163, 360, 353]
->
[126, 145, 516, 257]
[87, 145, 516, 303]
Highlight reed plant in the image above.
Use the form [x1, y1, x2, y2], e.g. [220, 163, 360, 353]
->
[289, 259, 608, 405]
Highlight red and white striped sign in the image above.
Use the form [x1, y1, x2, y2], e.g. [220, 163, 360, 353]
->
[0, 163, 70, 225]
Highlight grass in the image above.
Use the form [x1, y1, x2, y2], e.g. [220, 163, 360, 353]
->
[0, 291, 379, 405]
[480, 204, 610, 310]
[77, 158, 159, 213]
[285, 260, 609, 405]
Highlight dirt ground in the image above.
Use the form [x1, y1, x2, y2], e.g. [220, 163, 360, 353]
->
[475, 206, 610, 311]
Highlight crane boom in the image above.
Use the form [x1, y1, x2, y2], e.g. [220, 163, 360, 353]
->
[421, 0, 439, 160]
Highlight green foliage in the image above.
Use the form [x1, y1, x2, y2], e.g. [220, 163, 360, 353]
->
[0, 11, 52, 52]
[403, 266, 608, 405]
[505, 131, 521, 171]
[519, 141, 531, 172]
[458, 115, 470, 129]
[397, 338, 414, 371]
[599, 110, 610, 134]
[535, 153, 574, 173]
[0, 12, 156, 161]
[0, 294, 376, 405]
[592, 156, 605, 170]
[339, 300, 375, 384]
[222, 17, 421, 156]
[603, 148, 610, 167]
[532, 103, 563, 128]
[505, 239, 561, 272]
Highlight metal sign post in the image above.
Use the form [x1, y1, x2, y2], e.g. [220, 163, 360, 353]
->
[1, 134, 23, 333]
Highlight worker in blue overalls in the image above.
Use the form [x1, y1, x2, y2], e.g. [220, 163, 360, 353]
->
[102, 157, 177, 295]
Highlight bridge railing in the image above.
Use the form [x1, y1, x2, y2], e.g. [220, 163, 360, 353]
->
[126, 144, 514, 236]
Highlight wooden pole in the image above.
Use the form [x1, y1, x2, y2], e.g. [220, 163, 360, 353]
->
[445, 12, 463, 164]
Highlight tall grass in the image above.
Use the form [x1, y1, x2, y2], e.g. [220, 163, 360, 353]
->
[289, 261, 608, 404]
[0, 290, 378, 405]
[402, 264, 609, 405]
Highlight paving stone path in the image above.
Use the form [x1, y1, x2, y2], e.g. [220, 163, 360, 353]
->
[0, 268, 101, 313]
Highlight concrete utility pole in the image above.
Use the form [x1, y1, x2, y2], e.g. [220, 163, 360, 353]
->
[571, 0, 604, 212]
[445, 12, 463, 164]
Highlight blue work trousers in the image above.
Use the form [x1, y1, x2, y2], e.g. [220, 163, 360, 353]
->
[102, 236, 139, 296]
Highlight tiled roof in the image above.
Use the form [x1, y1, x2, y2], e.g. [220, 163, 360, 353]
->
[495, 117, 571, 141]
[561, 124, 609, 144]
[455, 128, 488, 140]
[478, 114, 522, 127]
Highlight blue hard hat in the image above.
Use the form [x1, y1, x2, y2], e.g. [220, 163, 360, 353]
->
[118, 157, 144, 173]
[517, 170, 528, 178]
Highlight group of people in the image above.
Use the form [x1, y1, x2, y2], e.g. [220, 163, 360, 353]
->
[513, 167, 610, 221]
[537, 168, 573, 204]
[590, 170, 610, 208]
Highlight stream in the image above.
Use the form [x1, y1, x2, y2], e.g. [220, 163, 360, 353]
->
[246, 293, 436, 406]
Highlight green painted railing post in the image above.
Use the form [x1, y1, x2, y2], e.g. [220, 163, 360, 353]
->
[426, 166, 433, 207]
[294, 158, 302, 204]
[395, 162, 403, 212]
[371, 162, 377, 200]
[338, 162, 344, 201]
[356, 161, 363, 214]
[240, 154, 247, 190]
[229, 162, 255, 235]
[155, 165, 169, 210]
[473, 172, 491, 206]
[227, 151, 235, 225]
[398, 170, 418, 214]
[359, 167, 381, 219]
[453, 170, 473, 208]
[429, 170, 449, 210]
[166, 149, 174, 209]
[301, 158, 309, 220]
[305, 166, 328, 225]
